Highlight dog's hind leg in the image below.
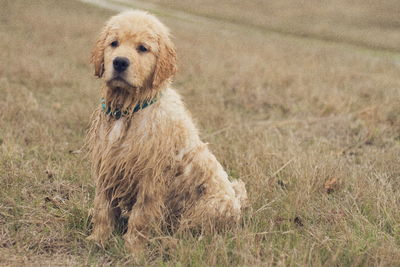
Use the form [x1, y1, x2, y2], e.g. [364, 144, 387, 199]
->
[179, 187, 243, 232]
[177, 146, 248, 231]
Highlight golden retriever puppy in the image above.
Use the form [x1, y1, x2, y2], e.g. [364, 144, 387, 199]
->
[86, 10, 247, 252]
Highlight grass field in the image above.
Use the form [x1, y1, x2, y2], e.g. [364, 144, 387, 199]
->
[143, 0, 400, 53]
[1, 0, 400, 266]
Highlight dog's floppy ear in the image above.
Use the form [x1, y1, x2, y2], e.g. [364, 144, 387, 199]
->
[152, 35, 177, 89]
[91, 25, 109, 78]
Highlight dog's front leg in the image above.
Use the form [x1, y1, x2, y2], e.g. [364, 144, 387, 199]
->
[87, 190, 119, 246]
[124, 197, 162, 253]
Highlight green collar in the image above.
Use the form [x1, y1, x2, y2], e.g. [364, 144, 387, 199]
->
[100, 97, 159, 119]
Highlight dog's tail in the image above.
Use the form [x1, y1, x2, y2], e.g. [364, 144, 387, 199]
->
[231, 179, 248, 209]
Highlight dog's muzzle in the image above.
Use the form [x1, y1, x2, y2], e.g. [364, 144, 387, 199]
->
[113, 57, 130, 72]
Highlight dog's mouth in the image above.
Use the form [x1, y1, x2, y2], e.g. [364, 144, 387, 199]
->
[107, 76, 136, 90]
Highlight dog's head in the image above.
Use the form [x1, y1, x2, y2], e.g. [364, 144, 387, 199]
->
[91, 11, 177, 92]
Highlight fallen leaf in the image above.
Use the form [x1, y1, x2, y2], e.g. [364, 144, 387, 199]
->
[293, 216, 304, 227]
[324, 178, 339, 194]
[45, 170, 53, 179]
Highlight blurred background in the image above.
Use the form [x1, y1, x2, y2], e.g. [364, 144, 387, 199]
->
[126, 0, 400, 52]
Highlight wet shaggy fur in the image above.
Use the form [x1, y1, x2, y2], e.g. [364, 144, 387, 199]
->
[86, 10, 248, 252]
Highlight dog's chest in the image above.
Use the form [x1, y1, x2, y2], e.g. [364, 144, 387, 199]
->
[108, 119, 124, 143]
[98, 115, 151, 156]
[101, 115, 147, 144]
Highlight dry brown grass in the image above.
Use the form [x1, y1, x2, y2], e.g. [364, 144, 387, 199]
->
[144, 0, 400, 52]
[1, 0, 400, 266]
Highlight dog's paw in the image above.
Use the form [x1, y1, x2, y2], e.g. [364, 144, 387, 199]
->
[86, 232, 108, 248]
[124, 234, 146, 256]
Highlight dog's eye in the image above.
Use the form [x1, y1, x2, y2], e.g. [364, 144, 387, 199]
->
[137, 45, 148, 53]
[110, 41, 119, 47]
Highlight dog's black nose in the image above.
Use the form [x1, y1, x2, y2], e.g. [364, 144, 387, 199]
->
[113, 57, 130, 72]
